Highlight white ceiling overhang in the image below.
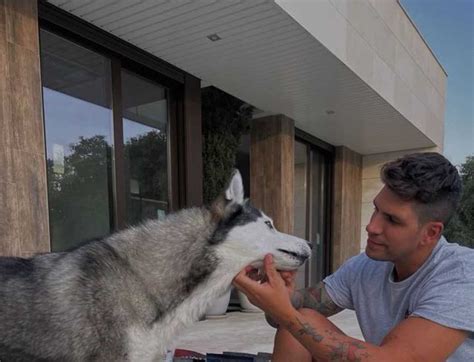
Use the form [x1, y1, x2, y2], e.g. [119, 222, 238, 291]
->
[46, 0, 435, 155]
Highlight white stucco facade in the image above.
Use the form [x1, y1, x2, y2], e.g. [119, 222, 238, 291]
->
[276, 0, 446, 150]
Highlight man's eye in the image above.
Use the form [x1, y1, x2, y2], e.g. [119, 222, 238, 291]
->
[386, 215, 397, 224]
[265, 220, 274, 229]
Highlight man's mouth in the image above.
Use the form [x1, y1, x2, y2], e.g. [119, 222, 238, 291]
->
[367, 238, 385, 247]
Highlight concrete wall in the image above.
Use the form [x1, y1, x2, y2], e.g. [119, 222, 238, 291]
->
[275, 0, 446, 149]
[360, 146, 440, 252]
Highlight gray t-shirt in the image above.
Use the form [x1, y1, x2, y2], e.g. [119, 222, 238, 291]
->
[323, 237, 474, 361]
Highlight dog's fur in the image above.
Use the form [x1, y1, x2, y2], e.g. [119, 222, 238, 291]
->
[0, 171, 311, 361]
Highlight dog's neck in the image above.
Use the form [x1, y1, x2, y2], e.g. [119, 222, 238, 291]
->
[126, 260, 236, 360]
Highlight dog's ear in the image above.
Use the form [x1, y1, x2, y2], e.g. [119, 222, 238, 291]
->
[210, 169, 244, 222]
[225, 169, 244, 204]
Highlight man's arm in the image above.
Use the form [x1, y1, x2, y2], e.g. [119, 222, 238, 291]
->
[234, 255, 468, 362]
[293, 282, 343, 317]
[281, 308, 467, 361]
[265, 279, 342, 328]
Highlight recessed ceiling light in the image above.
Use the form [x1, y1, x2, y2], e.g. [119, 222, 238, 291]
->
[207, 33, 222, 42]
[326, 110, 335, 115]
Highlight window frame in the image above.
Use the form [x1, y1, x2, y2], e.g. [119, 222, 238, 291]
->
[39, 1, 188, 244]
[295, 128, 334, 283]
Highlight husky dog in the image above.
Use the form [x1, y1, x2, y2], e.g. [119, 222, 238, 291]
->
[0, 171, 311, 361]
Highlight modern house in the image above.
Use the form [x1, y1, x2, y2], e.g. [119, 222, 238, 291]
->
[0, 0, 446, 289]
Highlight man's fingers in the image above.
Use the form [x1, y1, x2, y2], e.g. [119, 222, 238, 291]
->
[280, 270, 297, 279]
[280, 270, 297, 284]
[233, 268, 260, 292]
[263, 254, 279, 283]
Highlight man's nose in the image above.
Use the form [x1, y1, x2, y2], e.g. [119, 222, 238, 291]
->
[366, 213, 382, 235]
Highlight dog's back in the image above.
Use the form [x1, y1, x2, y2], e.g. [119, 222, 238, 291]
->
[0, 254, 66, 360]
[0, 245, 136, 361]
[0, 208, 220, 361]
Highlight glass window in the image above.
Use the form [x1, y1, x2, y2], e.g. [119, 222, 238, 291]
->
[40, 30, 113, 251]
[121, 70, 169, 226]
[309, 151, 330, 285]
[294, 139, 331, 287]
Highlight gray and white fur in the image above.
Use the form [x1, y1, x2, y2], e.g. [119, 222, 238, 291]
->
[0, 170, 311, 361]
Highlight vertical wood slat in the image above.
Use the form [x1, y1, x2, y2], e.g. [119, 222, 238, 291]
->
[331, 146, 362, 271]
[0, 0, 50, 256]
[250, 115, 295, 234]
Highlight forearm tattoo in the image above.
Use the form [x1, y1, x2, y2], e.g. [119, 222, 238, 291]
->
[296, 282, 343, 317]
[327, 340, 370, 361]
[294, 317, 324, 342]
[294, 317, 370, 361]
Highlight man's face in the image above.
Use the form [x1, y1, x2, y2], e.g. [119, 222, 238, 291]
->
[365, 186, 425, 262]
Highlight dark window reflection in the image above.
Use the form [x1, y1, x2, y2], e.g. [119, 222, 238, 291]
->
[40, 30, 113, 251]
[294, 140, 331, 288]
[294, 141, 308, 289]
[122, 70, 168, 226]
[309, 151, 329, 286]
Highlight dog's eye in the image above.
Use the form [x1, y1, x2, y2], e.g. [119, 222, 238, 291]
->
[265, 220, 274, 229]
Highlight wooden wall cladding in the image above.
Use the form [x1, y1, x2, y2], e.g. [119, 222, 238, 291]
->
[0, 0, 50, 256]
[331, 146, 362, 271]
[250, 115, 294, 234]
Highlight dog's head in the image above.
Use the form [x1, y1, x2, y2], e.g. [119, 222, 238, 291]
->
[210, 170, 311, 272]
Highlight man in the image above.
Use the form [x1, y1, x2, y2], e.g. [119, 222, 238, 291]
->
[234, 152, 474, 361]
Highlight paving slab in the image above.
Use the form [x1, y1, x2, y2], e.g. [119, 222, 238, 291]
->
[176, 309, 363, 354]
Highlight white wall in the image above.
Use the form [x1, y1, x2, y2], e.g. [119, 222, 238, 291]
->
[275, 0, 446, 149]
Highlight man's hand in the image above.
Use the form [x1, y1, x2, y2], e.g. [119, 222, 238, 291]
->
[233, 254, 297, 322]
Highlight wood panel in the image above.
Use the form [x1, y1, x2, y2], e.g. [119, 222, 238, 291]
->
[331, 146, 362, 271]
[0, 0, 50, 256]
[250, 115, 294, 234]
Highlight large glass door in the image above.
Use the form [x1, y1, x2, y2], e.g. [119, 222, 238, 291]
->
[41, 30, 113, 251]
[294, 138, 332, 288]
[122, 70, 169, 226]
[41, 29, 171, 251]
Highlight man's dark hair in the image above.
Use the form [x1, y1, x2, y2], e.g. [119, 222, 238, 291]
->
[381, 152, 462, 224]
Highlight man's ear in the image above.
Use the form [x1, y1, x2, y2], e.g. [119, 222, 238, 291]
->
[422, 221, 444, 246]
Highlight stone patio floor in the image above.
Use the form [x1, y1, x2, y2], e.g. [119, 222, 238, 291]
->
[175, 309, 363, 355]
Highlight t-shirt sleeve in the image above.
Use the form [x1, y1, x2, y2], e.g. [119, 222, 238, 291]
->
[411, 261, 474, 336]
[323, 254, 363, 310]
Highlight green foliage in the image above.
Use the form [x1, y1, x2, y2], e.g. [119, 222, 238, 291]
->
[125, 130, 168, 202]
[444, 155, 474, 248]
[47, 135, 111, 250]
[124, 130, 168, 226]
[47, 132, 168, 249]
[202, 87, 253, 203]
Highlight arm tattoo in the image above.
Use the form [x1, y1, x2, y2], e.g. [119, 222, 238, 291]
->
[294, 318, 370, 361]
[327, 340, 370, 361]
[296, 282, 343, 317]
[295, 317, 324, 342]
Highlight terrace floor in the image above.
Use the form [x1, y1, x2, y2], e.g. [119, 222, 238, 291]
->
[175, 309, 363, 355]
